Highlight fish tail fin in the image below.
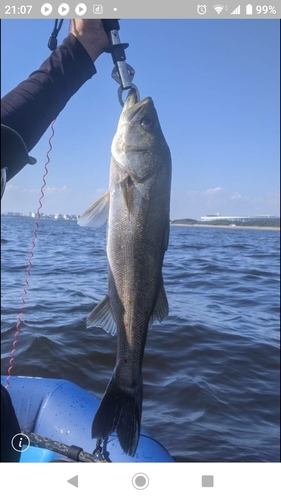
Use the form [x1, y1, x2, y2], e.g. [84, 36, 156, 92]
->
[92, 376, 142, 457]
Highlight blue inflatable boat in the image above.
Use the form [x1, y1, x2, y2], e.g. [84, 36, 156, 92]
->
[1, 376, 174, 463]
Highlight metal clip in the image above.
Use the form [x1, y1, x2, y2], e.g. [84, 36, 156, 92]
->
[117, 84, 140, 107]
[108, 29, 132, 90]
[92, 439, 107, 463]
[112, 64, 140, 106]
[104, 24, 140, 106]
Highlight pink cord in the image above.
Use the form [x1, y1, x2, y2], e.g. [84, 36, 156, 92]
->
[5, 119, 57, 389]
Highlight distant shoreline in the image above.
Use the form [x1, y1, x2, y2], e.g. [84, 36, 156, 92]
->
[1, 215, 78, 221]
[171, 223, 280, 231]
[1, 216, 280, 230]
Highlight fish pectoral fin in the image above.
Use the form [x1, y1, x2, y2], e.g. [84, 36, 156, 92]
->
[78, 191, 109, 228]
[149, 280, 169, 327]
[120, 176, 134, 213]
[86, 295, 117, 335]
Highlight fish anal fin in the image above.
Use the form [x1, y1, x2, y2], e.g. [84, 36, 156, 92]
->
[86, 295, 117, 335]
[149, 280, 169, 328]
[78, 191, 109, 228]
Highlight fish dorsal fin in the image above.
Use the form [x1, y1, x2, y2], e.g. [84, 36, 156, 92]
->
[78, 192, 109, 228]
[86, 295, 117, 335]
[149, 280, 169, 328]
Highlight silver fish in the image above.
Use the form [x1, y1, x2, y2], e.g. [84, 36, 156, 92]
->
[78, 89, 171, 456]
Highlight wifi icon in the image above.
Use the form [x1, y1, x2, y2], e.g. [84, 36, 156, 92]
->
[213, 4, 224, 14]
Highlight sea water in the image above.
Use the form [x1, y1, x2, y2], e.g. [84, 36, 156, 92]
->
[1, 217, 280, 462]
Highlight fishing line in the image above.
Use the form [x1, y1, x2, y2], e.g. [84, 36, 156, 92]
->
[5, 119, 57, 389]
[5, 20, 68, 388]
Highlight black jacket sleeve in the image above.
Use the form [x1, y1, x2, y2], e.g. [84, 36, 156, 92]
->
[1, 33, 96, 152]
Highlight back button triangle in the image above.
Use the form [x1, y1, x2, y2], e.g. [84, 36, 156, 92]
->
[67, 475, 78, 488]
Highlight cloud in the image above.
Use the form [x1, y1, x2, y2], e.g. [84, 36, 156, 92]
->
[2, 184, 76, 215]
[5, 184, 38, 194]
[5, 184, 74, 196]
[5, 184, 18, 192]
[203, 187, 224, 195]
[45, 185, 73, 194]
[187, 190, 199, 196]
[171, 185, 280, 220]
[230, 192, 243, 200]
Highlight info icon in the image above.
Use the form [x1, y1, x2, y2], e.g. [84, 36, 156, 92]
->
[11, 433, 30, 453]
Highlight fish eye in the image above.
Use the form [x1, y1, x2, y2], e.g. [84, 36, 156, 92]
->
[140, 117, 154, 129]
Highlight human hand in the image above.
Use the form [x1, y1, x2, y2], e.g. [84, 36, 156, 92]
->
[70, 19, 110, 62]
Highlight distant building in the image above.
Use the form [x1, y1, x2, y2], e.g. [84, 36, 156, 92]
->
[2, 212, 80, 220]
[53, 213, 79, 221]
[201, 213, 278, 222]
[3, 212, 23, 217]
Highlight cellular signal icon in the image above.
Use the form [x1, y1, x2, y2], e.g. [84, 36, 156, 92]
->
[231, 5, 240, 14]
[213, 4, 224, 14]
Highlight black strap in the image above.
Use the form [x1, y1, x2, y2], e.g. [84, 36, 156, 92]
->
[48, 19, 64, 51]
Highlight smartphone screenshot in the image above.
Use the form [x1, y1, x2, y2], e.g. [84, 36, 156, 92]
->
[1, 1, 280, 498]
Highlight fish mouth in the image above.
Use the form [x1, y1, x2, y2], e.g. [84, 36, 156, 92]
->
[123, 89, 152, 121]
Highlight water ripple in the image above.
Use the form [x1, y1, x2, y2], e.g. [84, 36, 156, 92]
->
[1, 218, 280, 461]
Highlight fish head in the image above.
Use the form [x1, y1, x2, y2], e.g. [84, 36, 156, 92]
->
[111, 88, 171, 182]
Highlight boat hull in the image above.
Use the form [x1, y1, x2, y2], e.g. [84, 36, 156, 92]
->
[1, 376, 174, 462]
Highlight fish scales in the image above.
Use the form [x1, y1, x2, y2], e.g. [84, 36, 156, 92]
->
[78, 88, 171, 456]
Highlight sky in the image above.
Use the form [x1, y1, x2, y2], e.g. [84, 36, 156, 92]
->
[1, 18, 280, 220]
